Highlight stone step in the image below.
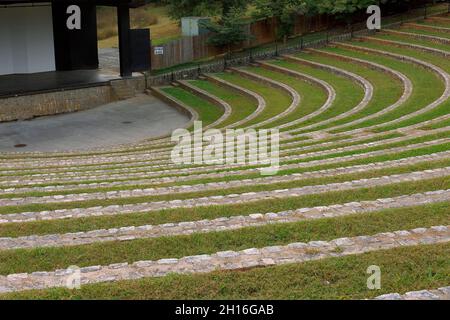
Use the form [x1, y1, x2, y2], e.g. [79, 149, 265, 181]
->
[0, 136, 448, 185]
[0, 137, 448, 190]
[2, 153, 449, 206]
[0, 119, 447, 169]
[1, 167, 448, 224]
[403, 22, 450, 34]
[375, 286, 450, 300]
[2, 151, 447, 195]
[384, 29, 450, 45]
[0, 225, 448, 293]
[329, 42, 450, 134]
[1, 190, 448, 251]
[110, 80, 136, 100]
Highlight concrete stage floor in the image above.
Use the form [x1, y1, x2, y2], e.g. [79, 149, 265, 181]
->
[0, 69, 120, 98]
[0, 94, 190, 152]
[0, 49, 122, 97]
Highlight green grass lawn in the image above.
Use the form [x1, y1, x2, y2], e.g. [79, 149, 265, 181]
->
[0, 202, 448, 276]
[0, 154, 448, 209]
[0, 133, 407, 199]
[316, 46, 444, 133]
[290, 51, 403, 130]
[268, 60, 364, 133]
[343, 39, 450, 132]
[1, 153, 448, 216]
[240, 66, 328, 129]
[1, 129, 448, 195]
[214, 72, 292, 127]
[398, 26, 450, 39]
[416, 19, 450, 28]
[1, 242, 449, 300]
[376, 32, 450, 51]
[188, 80, 258, 129]
[0, 133, 448, 216]
[3, 125, 448, 177]
[422, 118, 450, 130]
[0, 174, 448, 239]
[1, 21, 449, 300]
[161, 87, 224, 127]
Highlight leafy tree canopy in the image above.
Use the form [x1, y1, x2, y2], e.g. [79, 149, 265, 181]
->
[160, 0, 418, 45]
[252, 0, 314, 40]
[200, 7, 252, 51]
[162, 0, 248, 20]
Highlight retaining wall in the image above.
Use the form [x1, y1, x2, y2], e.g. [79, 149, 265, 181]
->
[0, 76, 147, 122]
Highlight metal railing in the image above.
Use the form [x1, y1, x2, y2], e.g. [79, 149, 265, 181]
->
[146, 2, 449, 87]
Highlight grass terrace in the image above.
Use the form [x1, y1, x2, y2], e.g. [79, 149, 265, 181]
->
[0, 23, 449, 299]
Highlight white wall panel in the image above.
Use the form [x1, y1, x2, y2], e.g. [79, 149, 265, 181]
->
[0, 10, 14, 75]
[0, 4, 55, 75]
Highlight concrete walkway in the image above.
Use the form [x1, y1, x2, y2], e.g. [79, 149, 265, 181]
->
[0, 94, 190, 152]
[99, 48, 120, 74]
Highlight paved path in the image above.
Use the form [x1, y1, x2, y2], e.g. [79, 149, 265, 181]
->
[99, 48, 120, 74]
[0, 94, 190, 152]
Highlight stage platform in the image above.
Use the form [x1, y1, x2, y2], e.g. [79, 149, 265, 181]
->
[0, 69, 121, 98]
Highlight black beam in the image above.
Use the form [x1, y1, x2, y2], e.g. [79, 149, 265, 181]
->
[117, 4, 132, 77]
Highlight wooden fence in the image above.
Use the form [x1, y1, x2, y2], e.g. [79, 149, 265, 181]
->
[150, 13, 335, 70]
[150, 34, 221, 70]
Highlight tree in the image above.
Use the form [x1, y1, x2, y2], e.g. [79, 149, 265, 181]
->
[222, 0, 248, 16]
[163, 0, 247, 20]
[315, 0, 374, 25]
[252, 0, 314, 42]
[314, 0, 408, 26]
[200, 8, 252, 53]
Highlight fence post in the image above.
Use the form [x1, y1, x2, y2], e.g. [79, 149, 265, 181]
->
[350, 24, 354, 38]
[275, 41, 279, 57]
[326, 31, 329, 44]
[300, 36, 304, 50]
[171, 71, 174, 83]
[197, 64, 201, 77]
[249, 47, 254, 63]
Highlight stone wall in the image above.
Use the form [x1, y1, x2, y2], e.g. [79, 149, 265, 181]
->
[0, 85, 114, 122]
[116, 76, 147, 93]
[0, 76, 148, 123]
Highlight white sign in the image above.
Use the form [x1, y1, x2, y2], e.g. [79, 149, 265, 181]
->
[154, 47, 164, 55]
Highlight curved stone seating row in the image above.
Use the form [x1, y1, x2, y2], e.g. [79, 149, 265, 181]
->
[0, 225, 448, 294]
[0, 30, 449, 298]
[1, 125, 447, 183]
[2, 149, 448, 195]
[334, 42, 450, 132]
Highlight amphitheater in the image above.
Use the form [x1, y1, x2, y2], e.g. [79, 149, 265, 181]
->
[0, 12, 449, 300]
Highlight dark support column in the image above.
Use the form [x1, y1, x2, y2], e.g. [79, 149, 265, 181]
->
[117, 4, 132, 77]
[53, 2, 99, 71]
